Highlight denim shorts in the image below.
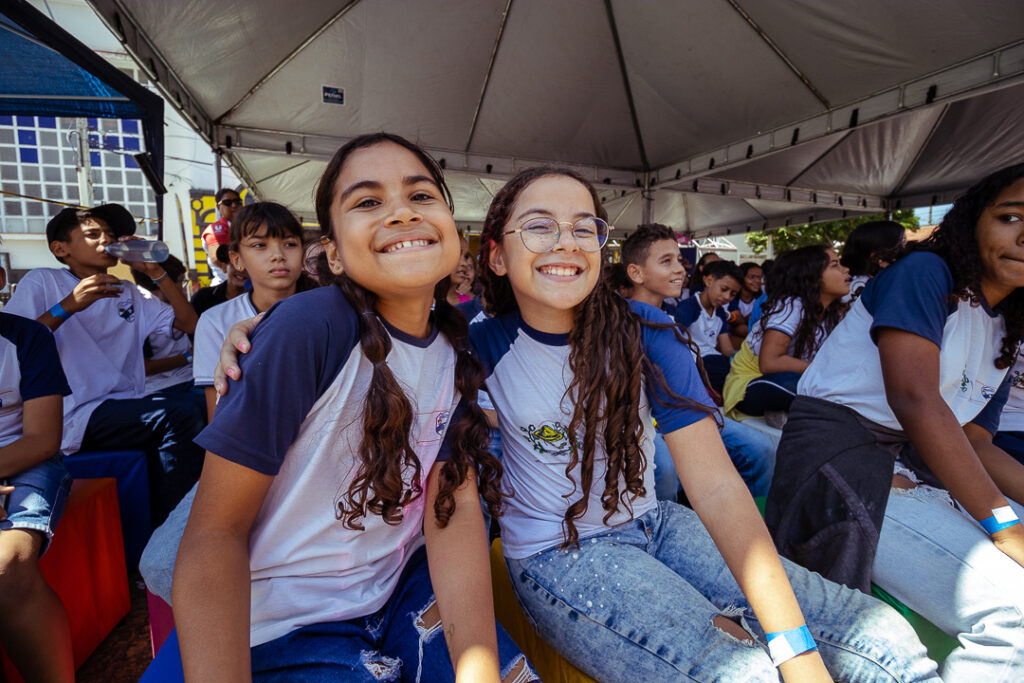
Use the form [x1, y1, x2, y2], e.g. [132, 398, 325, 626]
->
[0, 455, 71, 553]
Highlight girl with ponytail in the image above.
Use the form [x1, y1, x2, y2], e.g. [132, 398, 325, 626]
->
[173, 134, 533, 682]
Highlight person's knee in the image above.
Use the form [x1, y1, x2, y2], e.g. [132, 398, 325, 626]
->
[0, 532, 44, 608]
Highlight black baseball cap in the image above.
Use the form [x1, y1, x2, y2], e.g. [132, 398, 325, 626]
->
[46, 204, 137, 244]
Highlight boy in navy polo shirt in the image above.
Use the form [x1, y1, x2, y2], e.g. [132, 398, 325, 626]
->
[0, 258, 75, 681]
[5, 204, 203, 524]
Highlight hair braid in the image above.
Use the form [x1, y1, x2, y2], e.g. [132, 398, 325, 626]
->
[430, 280, 504, 525]
[333, 274, 422, 529]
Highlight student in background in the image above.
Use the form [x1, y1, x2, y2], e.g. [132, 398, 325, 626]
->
[840, 220, 906, 302]
[202, 189, 242, 285]
[674, 260, 743, 393]
[192, 202, 307, 420]
[4, 204, 202, 525]
[766, 163, 1024, 679]
[723, 246, 849, 423]
[728, 262, 764, 348]
[0, 264, 74, 682]
[621, 225, 777, 499]
[190, 244, 248, 318]
[446, 232, 478, 306]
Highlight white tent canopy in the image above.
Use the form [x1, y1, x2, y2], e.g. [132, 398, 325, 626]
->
[89, 0, 1024, 236]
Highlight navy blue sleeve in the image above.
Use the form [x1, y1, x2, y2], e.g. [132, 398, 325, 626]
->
[467, 314, 519, 376]
[455, 298, 485, 322]
[971, 371, 1012, 435]
[714, 307, 728, 335]
[195, 288, 360, 475]
[3, 314, 71, 400]
[672, 296, 702, 328]
[860, 252, 953, 347]
[629, 300, 715, 433]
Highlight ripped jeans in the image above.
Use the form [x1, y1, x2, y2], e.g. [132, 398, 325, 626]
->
[506, 501, 939, 682]
[874, 485, 1024, 682]
[251, 546, 535, 682]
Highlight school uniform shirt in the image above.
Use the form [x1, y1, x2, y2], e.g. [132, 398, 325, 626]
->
[5, 268, 176, 453]
[727, 296, 756, 319]
[0, 313, 71, 449]
[196, 286, 458, 647]
[192, 293, 258, 387]
[995, 349, 1024, 432]
[745, 297, 822, 359]
[674, 296, 727, 358]
[798, 252, 1008, 431]
[469, 300, 713, 559]
[143, 326, 193, 394]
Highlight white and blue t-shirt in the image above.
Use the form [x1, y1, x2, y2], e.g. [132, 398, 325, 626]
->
[195, 286, 459, 647]
[799, 251, 1009, 431]
[995, 349, 1024, 433]
[674, 295, 727, 358]
[745, 297, 824, 359]
[470, 299, 714, 559]
[5, 268, 176, 453]
[0, 313, 70, 450]
[192, 292, 258, 387]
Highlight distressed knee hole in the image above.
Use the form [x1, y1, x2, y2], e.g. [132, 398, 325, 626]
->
[501, 654, 538, 683]
[359, 649, 401, 681]
[415, 600, 442, 631]
[713, 614, 753, 643]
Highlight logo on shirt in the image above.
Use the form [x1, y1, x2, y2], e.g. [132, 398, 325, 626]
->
[434, 410, 450, 435]
[520, 421, 575, 457]
[959, 369, 970, 394]
[978, 384, 997, 401]
[1012, 368, 1024, 391]
[118, 302, 136, 323]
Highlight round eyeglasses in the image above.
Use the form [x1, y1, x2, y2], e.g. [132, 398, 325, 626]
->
[502, 217, 612, 254]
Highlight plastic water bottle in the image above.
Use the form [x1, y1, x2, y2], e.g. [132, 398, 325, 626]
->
[105, 240, 170, 263]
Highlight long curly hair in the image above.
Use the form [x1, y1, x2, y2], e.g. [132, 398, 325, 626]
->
[479, 167, 714, 547]
[759, 245, 848, 360]
[908, 162, 1024, 369]
[314, 132, 502, 530]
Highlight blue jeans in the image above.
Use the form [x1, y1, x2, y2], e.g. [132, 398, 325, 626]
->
[874, 486, 1024, 681]
[81, 394, 206, 526]
[653, 418, 776, 499]
[250, 547, 535, 682]
[506, 501, 938, 682]
[0, 456, 71, 553]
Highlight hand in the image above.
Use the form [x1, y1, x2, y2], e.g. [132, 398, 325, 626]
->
[213, 314, 263, 396]
[116, 236, 164, 277]
[0, 485, 14, 521]
[65, 273, 122, 313]
[991, 523, 1024, 568]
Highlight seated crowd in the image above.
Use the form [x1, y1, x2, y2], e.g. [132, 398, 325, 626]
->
[1, 141, 1022, 682]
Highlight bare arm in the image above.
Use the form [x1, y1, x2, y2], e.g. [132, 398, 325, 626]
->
[716, 332, 736, 357]
[174, 454, 273, 682]
[423, 465, 501, 683]
[144, 355, 188, 376]
[757, 330, 809, 375]
[666, 418, 831, 682]
[878, 328, 1024, 566]
[965, 422, 1024, 506]
[0, 394, 63, 479]
[36, 275, 121, 331]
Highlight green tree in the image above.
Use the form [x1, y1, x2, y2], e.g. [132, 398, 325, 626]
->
[745, 210, 919, 255]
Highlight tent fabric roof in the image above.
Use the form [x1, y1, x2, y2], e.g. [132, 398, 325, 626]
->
[88, 0, 1024, 236]
[1, 0, 165, 199]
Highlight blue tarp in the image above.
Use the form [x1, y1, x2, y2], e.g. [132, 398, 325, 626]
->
[0, 0, 164, 234]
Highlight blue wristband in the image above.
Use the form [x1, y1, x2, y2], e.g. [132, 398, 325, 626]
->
[766, 625, 817, 666]
[183, 350, 193, 363]
[48, 302, 72, 321]
[979, 506, 1020, 535]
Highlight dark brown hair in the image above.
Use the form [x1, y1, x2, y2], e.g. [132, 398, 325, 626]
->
[479, 167, 714, 547]
[314, 133, 501, 530]
[909, 162, 1024, 369]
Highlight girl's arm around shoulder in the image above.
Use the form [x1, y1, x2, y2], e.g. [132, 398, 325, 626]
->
[423, 463, 501, 683]
[664, 418, 832, 682]
[174, 454, 274, 683]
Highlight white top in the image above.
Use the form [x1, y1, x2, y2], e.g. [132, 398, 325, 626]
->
[799, 253, 1008, 431]
[746, 297, 823, 359]
[197, 287, 459, 646]
[192, 293, 258, 387]
[143, 317, 194, 394]
[0, 313, 70, 449]
[997, 350, 1024, 432]
[4, 268, 175, 453]
[469, 300, 713, 559]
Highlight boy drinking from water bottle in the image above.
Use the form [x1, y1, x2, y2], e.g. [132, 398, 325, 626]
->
[4, 204, 203, 524]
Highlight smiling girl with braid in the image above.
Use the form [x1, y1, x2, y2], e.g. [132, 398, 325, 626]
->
[173, 133, 534, 683]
